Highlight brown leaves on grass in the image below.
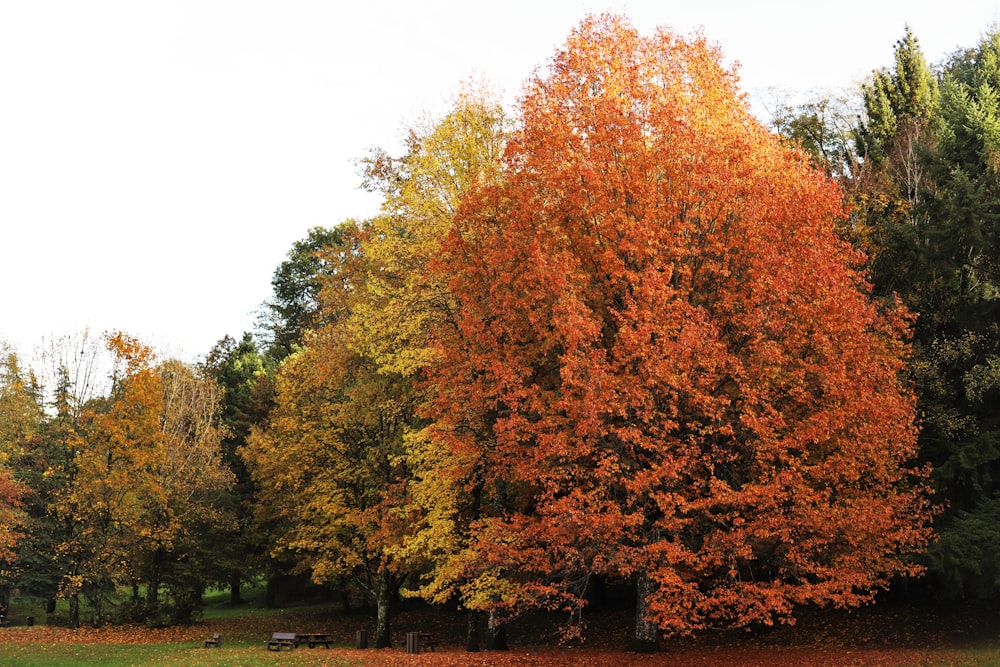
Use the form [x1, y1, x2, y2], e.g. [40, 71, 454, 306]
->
[0, 624, 202, 645]
[0, 604, 986, 667]
[0, 599, 991, 666]
[0, 632, 965, 667]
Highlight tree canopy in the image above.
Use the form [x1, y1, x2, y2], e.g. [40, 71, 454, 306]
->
[422, 15, 932, 641]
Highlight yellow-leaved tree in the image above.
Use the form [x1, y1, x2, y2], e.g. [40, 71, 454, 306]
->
[138, 358, 235, 622]
[244, 319, 417, 648]
[241, 86, 511, 648]
[53, 333, 164, 626]
[352, 83, 514, 650]
[353, 81, 509, 376]
[51, 333, 233, 626]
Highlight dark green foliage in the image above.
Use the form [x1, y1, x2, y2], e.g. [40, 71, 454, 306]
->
[258, 225, 346, 360]
[925, 496, 1000, 599]
[856, 27, 1000, 601]
[856, 26, 938, 167]
[202, 333, 275, 604]
[911, 333, 1000, 551]
[925, 35, 1000, 313]
[9, 366, 76, 608]
[204, 333, 275, 473]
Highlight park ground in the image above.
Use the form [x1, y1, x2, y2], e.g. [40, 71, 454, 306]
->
[0, 591, 999, 665]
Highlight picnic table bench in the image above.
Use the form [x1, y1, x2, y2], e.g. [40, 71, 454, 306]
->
[297, 632, 336, 648]
[204, 633, 221, 648]
[266, 632, 297, 650]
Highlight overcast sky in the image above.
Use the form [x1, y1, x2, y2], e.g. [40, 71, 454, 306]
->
[3, 0, 999, 363]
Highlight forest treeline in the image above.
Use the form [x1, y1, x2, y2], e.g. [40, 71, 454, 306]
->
[0, 14, 998, 651]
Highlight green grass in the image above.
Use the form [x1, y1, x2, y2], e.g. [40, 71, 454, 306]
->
[199, 586, 284, 621]
[0, 644, 360, 667]
[5, 585, 1000, 666]
[0, 644, 182, 667]
[5, 582, 281, 626]
[1, 643, 999, 667]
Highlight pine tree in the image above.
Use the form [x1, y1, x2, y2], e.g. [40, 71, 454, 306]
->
[909, 30, 1000, 599]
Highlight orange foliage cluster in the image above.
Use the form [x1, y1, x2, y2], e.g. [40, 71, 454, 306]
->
[422, 14, 933, 633]
[0, 468, 24, 563]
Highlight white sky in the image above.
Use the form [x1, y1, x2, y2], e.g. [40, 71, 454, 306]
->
[2, 0, 999, 362]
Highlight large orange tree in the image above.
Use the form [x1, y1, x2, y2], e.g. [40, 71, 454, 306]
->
[426, 15, 933, 645]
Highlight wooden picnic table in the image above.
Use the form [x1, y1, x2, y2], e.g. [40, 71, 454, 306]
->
[266, 632, 296, 650]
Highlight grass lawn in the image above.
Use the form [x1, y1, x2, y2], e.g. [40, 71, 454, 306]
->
[0, 588, 999, 665]
[0, 642, 368, 666]
[0, 642, 996, 666]
[0, 644, 197, 667]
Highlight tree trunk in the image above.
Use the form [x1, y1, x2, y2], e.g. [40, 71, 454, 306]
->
[628, 573, 659, 652]
[146, 571, 160, 617]
[374, 569, 393, 649]
[588, 574, 608, 606]
[485, 609, 508, 651]
[229, 570, 242, 604]
[465, 610, 481, 652]
[90, 585, 104, 627]
[68, 594, 80, 629]
[45, 597, 56, 622]
[265, 575, 277, 607]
